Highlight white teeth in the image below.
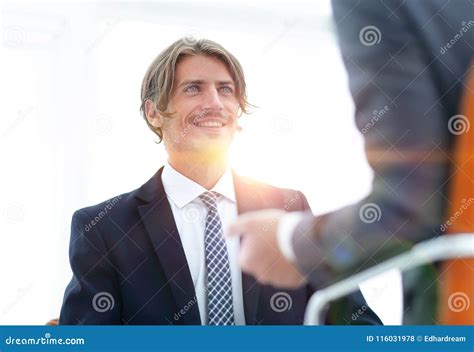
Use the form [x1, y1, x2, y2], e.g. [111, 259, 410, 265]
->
[195, 121, 224, 127]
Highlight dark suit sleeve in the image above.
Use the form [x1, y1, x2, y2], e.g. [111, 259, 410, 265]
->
[60, 210, 122, 324]
[291, 0, 453, 288]
[293, 191, 383, 325]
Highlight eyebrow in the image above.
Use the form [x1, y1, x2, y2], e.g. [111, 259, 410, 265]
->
[177, 79, 235, 88]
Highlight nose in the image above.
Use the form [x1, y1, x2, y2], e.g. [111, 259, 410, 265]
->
[203, 87, 224, 111]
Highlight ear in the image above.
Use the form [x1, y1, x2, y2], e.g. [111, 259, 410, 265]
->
[144, 99, 163, 128]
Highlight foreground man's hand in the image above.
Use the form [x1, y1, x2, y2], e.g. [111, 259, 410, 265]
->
[227, 209, 307, 289]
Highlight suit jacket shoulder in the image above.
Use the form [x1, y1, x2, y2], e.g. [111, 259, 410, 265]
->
[232, 173, 311, 213]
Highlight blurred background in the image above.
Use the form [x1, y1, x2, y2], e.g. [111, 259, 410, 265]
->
[0, 0, 401, 325]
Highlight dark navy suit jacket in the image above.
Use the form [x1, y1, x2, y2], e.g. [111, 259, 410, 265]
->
[60, 167, 381, 325]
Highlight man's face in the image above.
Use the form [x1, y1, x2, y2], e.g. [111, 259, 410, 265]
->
[160, 54, 240, 157]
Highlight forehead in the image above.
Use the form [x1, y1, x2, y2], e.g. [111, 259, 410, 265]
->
[175, 55, 234, 83]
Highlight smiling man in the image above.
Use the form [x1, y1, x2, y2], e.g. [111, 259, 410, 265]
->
[59, 38, 379, 325]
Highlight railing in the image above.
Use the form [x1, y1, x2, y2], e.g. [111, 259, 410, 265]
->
[304, 233, 474, 325]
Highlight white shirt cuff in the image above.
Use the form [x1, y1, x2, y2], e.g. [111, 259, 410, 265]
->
[277, 212, 305, 263]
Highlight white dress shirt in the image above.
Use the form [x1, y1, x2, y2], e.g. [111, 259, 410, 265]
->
[277, 212, 305, 263]
[161, 162, 245, 325]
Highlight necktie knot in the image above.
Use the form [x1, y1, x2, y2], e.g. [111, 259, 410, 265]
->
[199, 191, 220, 211]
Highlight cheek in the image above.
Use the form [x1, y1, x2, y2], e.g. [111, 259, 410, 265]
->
[167, 99, 194, 126]
[180, 105, 202, 125]
[167, 111, 192, 130]
[225, 100, 240, 117]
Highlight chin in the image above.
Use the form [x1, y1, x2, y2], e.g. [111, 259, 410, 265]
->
[193, 138, 231, 156]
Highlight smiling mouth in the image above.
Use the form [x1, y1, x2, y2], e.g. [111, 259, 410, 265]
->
[193, 120, 226, 128]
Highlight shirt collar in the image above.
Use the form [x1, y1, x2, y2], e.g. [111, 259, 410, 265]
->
[161, 162, 236, 209]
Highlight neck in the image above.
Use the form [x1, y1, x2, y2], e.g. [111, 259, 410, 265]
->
[168, 151, 229, 190]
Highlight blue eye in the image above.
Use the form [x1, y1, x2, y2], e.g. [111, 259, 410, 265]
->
[220, 86, 233, 94]
[184, 85, 199, 93]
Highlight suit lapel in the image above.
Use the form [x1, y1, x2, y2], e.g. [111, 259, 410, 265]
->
[136, 167, 201, 325]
